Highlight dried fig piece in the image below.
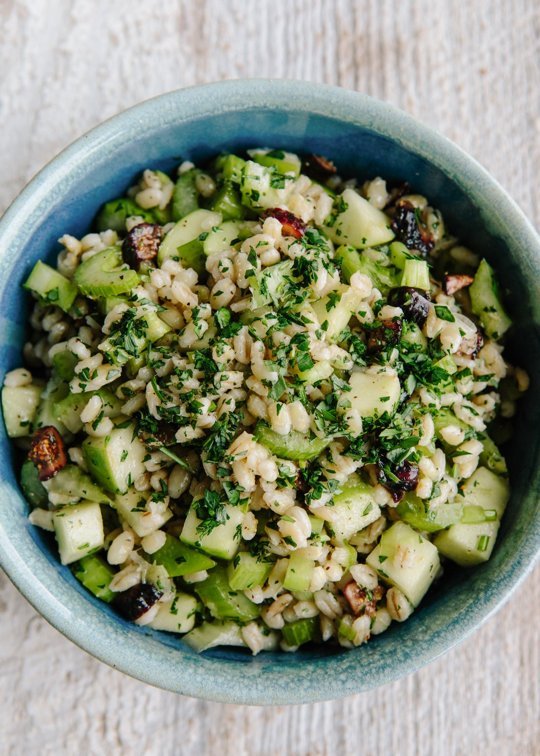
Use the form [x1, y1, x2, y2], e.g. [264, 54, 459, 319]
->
[262, 208, 306, 239]
[366, 318, 403, 353]
[391, 200, 434, 257]
[114, 583, 163, 621]
[387, 286, 431, 326]
[443, 273, 474, 296]
[302, 153, 337, 180]
[28, 426, 67, 481]
[122, 222, 162, 269]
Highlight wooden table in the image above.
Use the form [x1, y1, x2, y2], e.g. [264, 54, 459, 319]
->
[1, 2, 538, 754]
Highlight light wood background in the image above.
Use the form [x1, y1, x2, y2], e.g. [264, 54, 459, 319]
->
[0, 2, 538, 754]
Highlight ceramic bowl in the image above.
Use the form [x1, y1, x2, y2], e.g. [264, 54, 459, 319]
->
[0, 80, 538, 705]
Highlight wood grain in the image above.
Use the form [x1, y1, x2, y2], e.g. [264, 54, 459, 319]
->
[0, 1, 538, 754]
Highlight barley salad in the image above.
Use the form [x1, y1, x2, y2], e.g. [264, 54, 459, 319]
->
[2, 148, 528, 654]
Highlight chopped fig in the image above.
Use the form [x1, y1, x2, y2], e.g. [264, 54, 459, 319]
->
[444, 273, 474, 296]
[458, 329, 484, 358]
[391, 200, 434, 256]
[388, 286, 431, 326]
[343, 581, 385, 617]
[262, 208, 306, 239]
[114, 583, 163, 621]
[366, 318, 403, 353]
[28, 426, 67, 481]
[302, 153, 337, 180]
[122, 222, 162, 269]
[378, 460, 419, 497]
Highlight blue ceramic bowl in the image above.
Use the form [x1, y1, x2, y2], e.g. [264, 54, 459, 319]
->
[0, 81, 538, 705]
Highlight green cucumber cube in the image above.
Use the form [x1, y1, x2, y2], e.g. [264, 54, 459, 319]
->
[82, 424, 146, 494]
[51, 350, 78, 381]
[283, 551, 315, 592]
[323, 188, 395, 249]
[180, 501, 245, 560]
[24, 260, 78, 312]
[312, 284, 364, 341]
[20, 459, 48, 508]
[366, 521, 440, 607]
[157, 209, 222, 272]
[43, 464, 111, 505]
[227, 551, 273, 590]
[183, 620, 246, 652]
[469, 258, 512, 340]
[149, 534, 215, 577]
[114, 489, 173, 538]
[72, 554, 115, 602]
[434, 467, 509, 566]
[344, 366, 401, 420]
[194, 567, 260, 622]
[53, 501, 105, 565]
[325, 481, 381, 543]
[282, 617, 318, 647]
[209, 182, 246, 220]
[2, 384, 42, 437]
[149, 592, 198, 633]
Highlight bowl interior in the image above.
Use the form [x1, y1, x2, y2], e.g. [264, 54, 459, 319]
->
[0, 82, 538, 704]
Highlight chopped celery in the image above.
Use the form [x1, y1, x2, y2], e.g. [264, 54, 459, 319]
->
[149, 534, 215, 577]
[194, 567, 260, 622]
[401, 259, 430, 291]
[210, 182, 246, 220]
[227, 551, 273, 590]
[72, 554, 115, 602]
[469, 258, 512, 339]
[248, 148, 301, 177]
[254, 423, 330, 461]
[283, 551, 315, 592]
[282, 617, 318, 647]
[74, 247, 140, 298]
[24, 261, 78, 313]
[95, 197, 154, 232]
[171, 168, 201, 221]
[183, 620, 246, 652]
[396, 494, 462, 533]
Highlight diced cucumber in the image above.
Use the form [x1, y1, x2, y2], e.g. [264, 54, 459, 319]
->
[312, 284, 364, 341]
[283, 551, 315, 592]
[401, 321, 427, 350]
[297, 360, 333, 384]
[34, 379, 69, 434]
[227, 551, 273, 590]
[23, 260, 78, 313]
[149, 592, 198, 633]
[389, 241, 414, 269]
[434, 467, 509, 567]
[282, 617, 318, 647]
[183, 620, 246, 652]
[478, 433, 507, 476]
[209, 182, 246, 220]
[2, 384, 42, 437]
[396, 494, 462, 533]
[55, 388, 121, 434]
[325, 481, 381, 543]
[157, 209, 222, 274]
[203, 220, 257, 256]
[114, 489, 173, 538]
[469, 259, 512, 340]
[20, 459, 48, 507]
[51, 350, 78, 381]
[254, 422, 330, 461]
[72, 554, 115, 602]
[172, 168, 202, 221]
[240, 160, 294, 210]
[142, 311, 171, 342]
[216, 154, 247, 184]
[194, 567, 260, 622]
[251, 260, 297, 309]
[248, 148, 302, 177]
[52, 501, 104, 565]
[180, 500, 245, 561]
[43, 464, 112, 505]
[82, 424, 147, 494]
[344, 366, 401, 420]
[401, 259, 430, 291]
[148, 534, 215, 577]
[74, 246, 140, 298]
[366, 521, 440, 607]
[323, 188, 395, 249]
[342, 247, 400, 295]
[334, 245, 362, 283]
[95, 197, 154, 233]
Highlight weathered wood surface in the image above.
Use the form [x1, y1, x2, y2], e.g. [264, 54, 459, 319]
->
[1, 1, 538, 754]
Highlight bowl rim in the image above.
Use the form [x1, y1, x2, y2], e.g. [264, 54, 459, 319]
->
[0, 79, 539, 705]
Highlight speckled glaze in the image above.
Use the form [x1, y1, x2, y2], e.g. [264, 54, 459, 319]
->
[0, 81, 538, 705]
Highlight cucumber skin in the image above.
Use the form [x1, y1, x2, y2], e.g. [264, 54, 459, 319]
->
[72, 554, 115, 603]
[20, 460, 48, 508]
[149, 534, 215, 577]
[23, 261, 78, 313]
[254, 423, 329, 461]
